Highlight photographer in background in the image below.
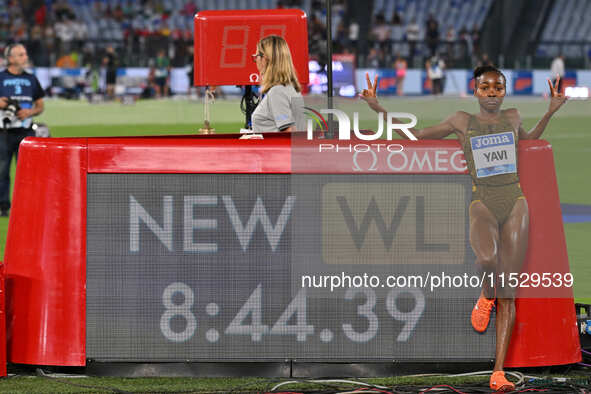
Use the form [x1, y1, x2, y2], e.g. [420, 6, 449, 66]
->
[0, 43, 45, 217]
[103, 45, 117, 100]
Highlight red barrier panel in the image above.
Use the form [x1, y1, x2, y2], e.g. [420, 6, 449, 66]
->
[4, 134, 581, 366]
[505, 141, 581, 366]
[5, 138, 87, 366]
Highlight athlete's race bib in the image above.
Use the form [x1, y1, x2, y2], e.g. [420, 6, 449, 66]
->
[470, 131, 517, 178]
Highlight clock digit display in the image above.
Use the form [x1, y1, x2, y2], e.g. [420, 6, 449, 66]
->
[342, 288, 378, 343]
[220, 26, 250, 69]
[160, 282, 197, 343]
[224, 284, 269, 342]
[259, 24, 287, 39]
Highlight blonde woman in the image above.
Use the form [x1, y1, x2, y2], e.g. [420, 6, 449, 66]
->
[251, 35, 305, 132]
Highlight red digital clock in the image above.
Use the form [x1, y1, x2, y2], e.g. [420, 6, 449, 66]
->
[193, 9, 309, 86]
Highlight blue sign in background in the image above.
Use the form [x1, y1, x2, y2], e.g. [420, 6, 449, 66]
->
[513, 70, 533, 95]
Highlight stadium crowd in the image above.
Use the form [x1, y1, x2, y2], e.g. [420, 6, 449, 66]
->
[0, 0, 196, 69]
[0, 0, 486, 71]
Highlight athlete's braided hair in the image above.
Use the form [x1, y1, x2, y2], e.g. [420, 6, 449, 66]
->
[474, 65, 506, 85]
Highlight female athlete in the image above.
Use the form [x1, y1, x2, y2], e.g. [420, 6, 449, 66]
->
[360, 65, 567, 391]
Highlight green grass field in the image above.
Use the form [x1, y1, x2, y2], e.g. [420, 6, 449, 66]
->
[0, 369, 588, 393]
[0, 97, 588, 392]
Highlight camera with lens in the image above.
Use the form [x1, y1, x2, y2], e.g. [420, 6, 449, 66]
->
[32, 122, 50, 138]
[2, 98, 20, 129]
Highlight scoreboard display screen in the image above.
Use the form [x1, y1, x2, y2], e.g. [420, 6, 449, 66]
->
[86, 173, 493, 361]
[193, 9, 309, 87]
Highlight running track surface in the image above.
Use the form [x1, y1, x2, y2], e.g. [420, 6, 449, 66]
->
[561, 204, 591, 223]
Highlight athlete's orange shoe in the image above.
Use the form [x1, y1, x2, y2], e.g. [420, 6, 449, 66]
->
[471, 293, 495, 332]
[490, 371, 515, 392]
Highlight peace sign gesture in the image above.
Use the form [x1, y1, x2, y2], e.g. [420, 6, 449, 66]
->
[359, 72, 379, 103]
[547, 75, 568, 114]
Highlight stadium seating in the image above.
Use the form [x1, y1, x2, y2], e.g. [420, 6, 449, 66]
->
[0, 0, 496, 69]
[372, 0, 493, 39]
[61, 0, 492, 47]
[538, 0, 591, 58]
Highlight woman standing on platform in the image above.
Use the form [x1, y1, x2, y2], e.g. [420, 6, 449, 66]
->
[360, 65, 567, 392]
[251, 35, 305, 132]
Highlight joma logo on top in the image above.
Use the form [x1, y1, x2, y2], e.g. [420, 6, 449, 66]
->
[472, 132, 513, 149]
[306, 109, 418, 141]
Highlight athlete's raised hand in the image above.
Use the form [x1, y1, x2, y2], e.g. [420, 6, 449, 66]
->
[547, 75, 568, 114]
[359, 72, 379, 104]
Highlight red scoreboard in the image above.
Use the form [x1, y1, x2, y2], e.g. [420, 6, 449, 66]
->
[193, 9, 309, 86]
